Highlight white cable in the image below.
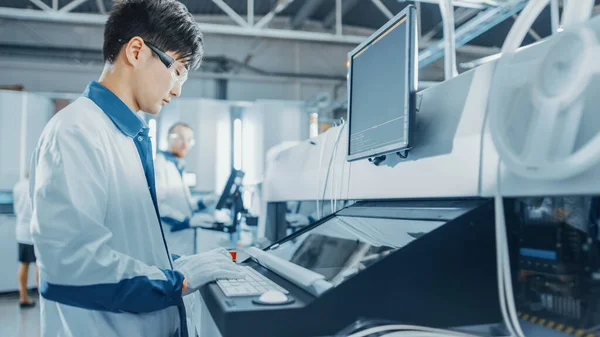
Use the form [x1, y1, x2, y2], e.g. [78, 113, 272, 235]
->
[344, 324, 482, 337]
[495, 194, 518, 337]
[333, 121, 346, 211]
[379, 333, 469, 337]
[380, 333, 480, 337]
[495, 159, 525, 337]
[321, 123, 346, 217]
[331, 130, 339, 214]
[336, 137, 348, 212]
[316, 130, 331, 220]
[331, 152, 336, 214]
[331, 123, 345, 213]
[332, 131, 339, 213]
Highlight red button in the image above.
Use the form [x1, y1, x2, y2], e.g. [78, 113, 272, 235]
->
[228, 250, 237, 262]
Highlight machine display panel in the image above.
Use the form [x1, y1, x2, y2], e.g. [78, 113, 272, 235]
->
[347, 5, 417, 161]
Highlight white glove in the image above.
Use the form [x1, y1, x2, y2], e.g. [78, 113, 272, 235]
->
[201, 194, 219, 207]
[214, 209, 232, 225]
[189, 213, 216, 228]
[174, 248, 244, 296]
[286, 213, 309, 227]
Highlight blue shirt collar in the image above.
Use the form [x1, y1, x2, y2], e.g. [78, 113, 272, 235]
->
[160, 151, 185, 175]
[83, 81, 147, 138]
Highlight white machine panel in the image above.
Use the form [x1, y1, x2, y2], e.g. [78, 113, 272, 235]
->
[265, 62, 495, 202]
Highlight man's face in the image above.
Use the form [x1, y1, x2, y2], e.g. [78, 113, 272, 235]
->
[132, 44, 187, 115]
[169, 126, 195, 158]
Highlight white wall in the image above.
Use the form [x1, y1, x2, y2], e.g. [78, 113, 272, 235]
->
[242, 100, 309, 185]
[157, 99, 232, 193]
[0, 91, 53, 190]
[0, 91, 21, 190]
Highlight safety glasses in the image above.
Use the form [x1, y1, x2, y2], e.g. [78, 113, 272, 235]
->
[169, 133, 195, 147]
[118, 38, 189, 86]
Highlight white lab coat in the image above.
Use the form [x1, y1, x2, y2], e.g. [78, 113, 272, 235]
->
[155, 152, 200, 256]
[13, 179, 33, 245]
[30, 96, 186, 337]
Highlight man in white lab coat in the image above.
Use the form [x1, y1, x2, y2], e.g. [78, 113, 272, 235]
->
[29, 1, 242, 337]
[13, 176, 37, 308]
[156, 122, 228, 256]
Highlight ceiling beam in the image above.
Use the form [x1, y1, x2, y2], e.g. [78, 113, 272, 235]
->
[247, 0, 254, 25]
[323, 0, 360, 29]
[254, 0, 294, 29]
[421, 8, 479, 42]
[292, 0, 325, 29]
[0, 7, 366, 44]
[398, 0, 494, 10]
[30, 0, 53, 12]
[211, 0, 249, 27]
[59, 0, 88, 13]
[96, 0, 106, 14]
[335, 0, 342, 35]
[371, 0, 394, 20]
[419, 0, 527, 68]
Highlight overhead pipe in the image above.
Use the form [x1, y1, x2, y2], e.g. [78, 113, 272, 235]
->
[439, 0, 458, 79]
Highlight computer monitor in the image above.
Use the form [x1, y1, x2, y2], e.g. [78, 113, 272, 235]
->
[347, 5, 418, 162]
[215, 168, 245, 210]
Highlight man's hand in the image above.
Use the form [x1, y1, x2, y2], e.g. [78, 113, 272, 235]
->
[175, 248, 243, 296]
[201, 194, 219, 208]
[286, 213, 309, 228]
[189, 213, 216, 228]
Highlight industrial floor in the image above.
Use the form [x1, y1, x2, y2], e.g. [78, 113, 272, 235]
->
[0, 292, 40, 337]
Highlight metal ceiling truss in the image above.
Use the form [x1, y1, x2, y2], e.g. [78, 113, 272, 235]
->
[0, 0, 365, 44]
[1, 0, 525, 67]
[30, 0, 87, 13]
[419, 0, 529, 68]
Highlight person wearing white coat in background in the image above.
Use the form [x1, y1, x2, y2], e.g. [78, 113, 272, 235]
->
[28, 2, 243, 337]
[13, 176, 38, 309]
[155, 122, 231, 257]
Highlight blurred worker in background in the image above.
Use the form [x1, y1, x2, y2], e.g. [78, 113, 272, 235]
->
[13, 174, 37, 309]
[156, 122, 231, 256]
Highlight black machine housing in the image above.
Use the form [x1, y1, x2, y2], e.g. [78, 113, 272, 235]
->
[200, 199, 503, 337]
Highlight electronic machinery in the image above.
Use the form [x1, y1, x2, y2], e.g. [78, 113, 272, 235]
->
[200, 200, 503, 337]
[201, 2, 600, 337]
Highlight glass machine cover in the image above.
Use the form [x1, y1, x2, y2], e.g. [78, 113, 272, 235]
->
[266, 215, 444, 288]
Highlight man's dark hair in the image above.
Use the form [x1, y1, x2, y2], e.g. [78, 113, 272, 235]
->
[104, 0, 203, 70]
[168, 122, 193, 135]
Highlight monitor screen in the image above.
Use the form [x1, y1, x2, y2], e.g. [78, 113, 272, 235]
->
[347, 6, 417, 161]
[266, 215, 444, 287]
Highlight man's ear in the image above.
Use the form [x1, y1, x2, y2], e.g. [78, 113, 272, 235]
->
[123, 37, 145, 67]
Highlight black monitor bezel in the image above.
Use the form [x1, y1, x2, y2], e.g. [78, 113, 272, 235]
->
[346, 5, 418, 162]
